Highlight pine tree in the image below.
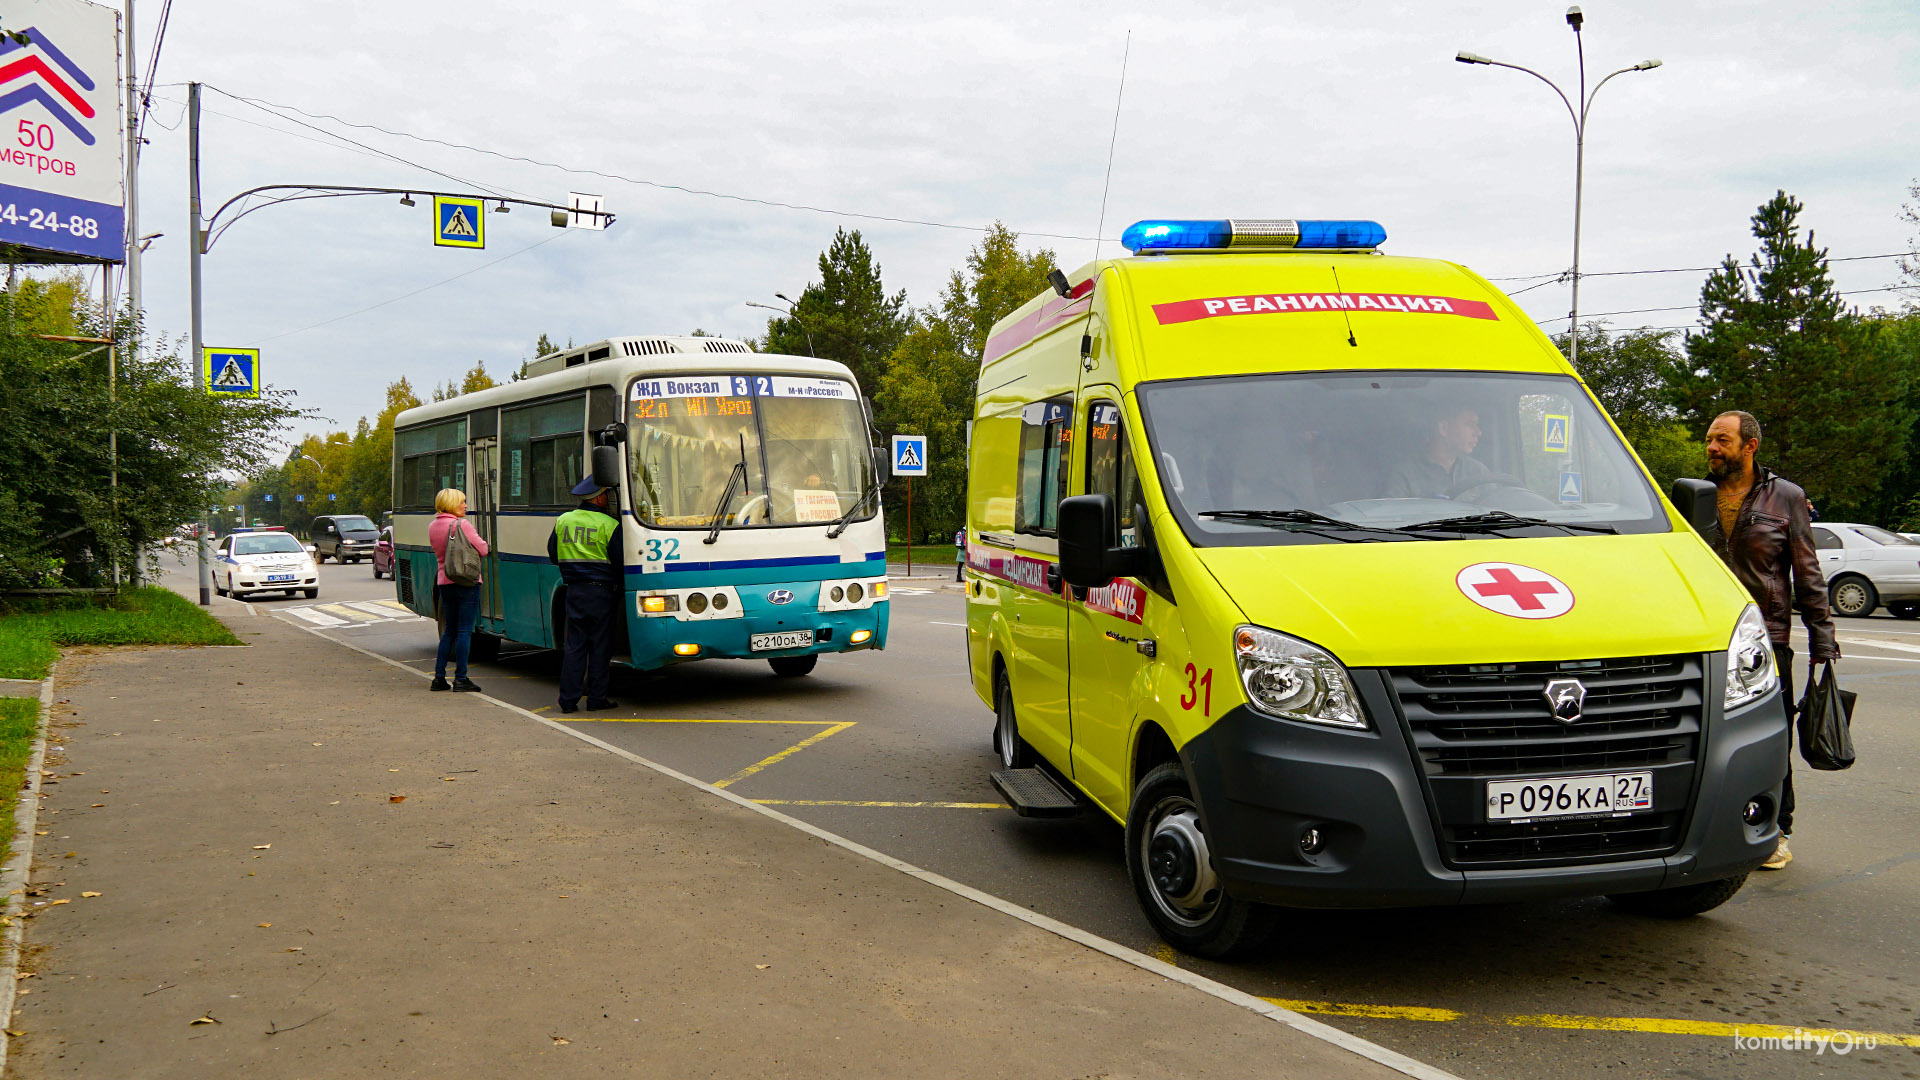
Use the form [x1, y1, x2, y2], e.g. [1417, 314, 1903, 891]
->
[760, 228, 908, 393]
[1666, 190, 1913, 506]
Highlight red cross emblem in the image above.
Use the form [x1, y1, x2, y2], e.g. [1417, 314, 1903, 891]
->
[1455, 562, 1574, 620]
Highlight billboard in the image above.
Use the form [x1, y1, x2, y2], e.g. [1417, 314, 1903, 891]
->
[0, 0, 123, 262]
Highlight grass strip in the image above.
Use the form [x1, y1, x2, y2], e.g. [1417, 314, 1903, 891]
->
[0, 697, 38, 860]
[0, 586, 242, 680]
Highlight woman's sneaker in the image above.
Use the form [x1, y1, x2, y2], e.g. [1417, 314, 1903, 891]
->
[430, 677, 451, 692]
[1760, 836, 1792, 870]
[451, 678, 483, 693]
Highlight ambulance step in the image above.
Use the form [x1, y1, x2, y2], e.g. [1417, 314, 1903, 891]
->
[990, 767, 1081, 818]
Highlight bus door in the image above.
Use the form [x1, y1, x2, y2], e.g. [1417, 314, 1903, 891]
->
[470, 435, 502, 621]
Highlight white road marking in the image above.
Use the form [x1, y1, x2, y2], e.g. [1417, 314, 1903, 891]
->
[1837, 635, 1920, 656]
[280, 606, 348, 628]
[345, 601, 416, 618]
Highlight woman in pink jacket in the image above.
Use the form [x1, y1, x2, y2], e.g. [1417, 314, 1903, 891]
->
[428, 488, 490, 691]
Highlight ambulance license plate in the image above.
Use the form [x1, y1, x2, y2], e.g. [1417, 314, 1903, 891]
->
[267, 574, 297, 583]
[1485, 771, 1652, 822]
[750, 630, 813, 652]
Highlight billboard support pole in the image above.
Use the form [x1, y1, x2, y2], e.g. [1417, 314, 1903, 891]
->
[189, 81, 211, 606]
[123, 0, 141, 317]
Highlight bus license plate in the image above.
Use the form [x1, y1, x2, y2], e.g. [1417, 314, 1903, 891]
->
[1486, 772, 1652, 822]
[267, 574, 297, 583]
[750, 630, 814, 652]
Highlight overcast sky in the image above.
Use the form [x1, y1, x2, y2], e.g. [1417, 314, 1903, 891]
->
[105, 0, 1920, 437]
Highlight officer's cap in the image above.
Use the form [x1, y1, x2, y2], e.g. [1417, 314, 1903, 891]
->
[572, 473, 608, 497]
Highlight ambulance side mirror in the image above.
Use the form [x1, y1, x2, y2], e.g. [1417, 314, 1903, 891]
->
[590, 445, 623, 491]
[1669, 478, 1717, 536]
[1059, 494, 1146, 589]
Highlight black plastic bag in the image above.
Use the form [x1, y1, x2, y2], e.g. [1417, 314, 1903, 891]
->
[1797, 663, 1857, 771]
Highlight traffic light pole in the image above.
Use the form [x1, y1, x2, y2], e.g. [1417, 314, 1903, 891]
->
[189, 81, 212, 606]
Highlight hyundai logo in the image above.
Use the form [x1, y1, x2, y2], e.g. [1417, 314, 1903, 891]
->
[1543, 677, 1587, 724]
[767, 589, 794, 605]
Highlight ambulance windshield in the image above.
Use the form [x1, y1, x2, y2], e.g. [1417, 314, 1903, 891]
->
[1136, 371, 1668, 546]
[627, 374, 874, 529]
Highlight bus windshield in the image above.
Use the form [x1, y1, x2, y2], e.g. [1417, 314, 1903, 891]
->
[1135, 370, 1668, 546]
[628, 373, 873, 529]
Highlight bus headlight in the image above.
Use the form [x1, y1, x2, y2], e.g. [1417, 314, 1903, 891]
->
[818, 578, 886, 612]
[1233, 625, 1367, 730]
[1724, 604, 1778, 711]
[641, 595, 679, 614]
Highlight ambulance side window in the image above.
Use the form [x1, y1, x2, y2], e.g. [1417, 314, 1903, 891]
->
[1085, 401, 1140, 548]
[1015, 395, 1073, 536]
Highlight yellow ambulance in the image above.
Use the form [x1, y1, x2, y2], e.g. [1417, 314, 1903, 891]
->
[964, 218, 1787, 957]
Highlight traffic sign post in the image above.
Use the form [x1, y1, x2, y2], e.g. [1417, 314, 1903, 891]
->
[890, 436, 930, 573]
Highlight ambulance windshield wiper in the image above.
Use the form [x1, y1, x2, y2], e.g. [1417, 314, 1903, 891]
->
[1199, 508, 1419, 543]
[1397, 510, 1617, 536]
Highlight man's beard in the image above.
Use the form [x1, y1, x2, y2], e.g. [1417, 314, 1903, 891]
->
[1707, 455, 1746, 482]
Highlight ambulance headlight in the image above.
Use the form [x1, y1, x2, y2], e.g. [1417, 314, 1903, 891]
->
[1233, 625, 1367, 730]
[1724, 604, 1778, 711]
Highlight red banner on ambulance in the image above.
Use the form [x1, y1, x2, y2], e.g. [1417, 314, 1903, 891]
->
[1153, 292, 1498, 325]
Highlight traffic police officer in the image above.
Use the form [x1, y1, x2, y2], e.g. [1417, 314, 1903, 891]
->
[548, 471, 625, 713]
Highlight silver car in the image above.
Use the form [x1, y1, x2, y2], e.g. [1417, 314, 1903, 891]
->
[1811, 521, 1920, 618]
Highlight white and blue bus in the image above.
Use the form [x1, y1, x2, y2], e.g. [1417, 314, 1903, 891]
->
[390, 336, 891, 675]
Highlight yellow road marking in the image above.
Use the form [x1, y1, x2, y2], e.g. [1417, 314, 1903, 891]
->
[314, 603, 380, 623]
[1255, 997, 1920, 1043]
[562, 717, 841, 725]
[1266, 998, 1463, 1022]
[713, 722, 855, 789]
[1153, 944, 1178, 966]
[371, 599, 412, 614]
[751, 799, 1006, 809]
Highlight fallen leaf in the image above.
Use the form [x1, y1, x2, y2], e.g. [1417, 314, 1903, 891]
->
[284, 947, 303, 953]
[311, 743, 322, 747]
[328, 801, 340, 805]
[5, 1029, 22, 1037]
[440, 777, 456, 782]
[89, 804, 104, 808]
[33, 832, 46, 837]
[388, 795, 405, 803]
[189, 1014, 219, 1026]
[14, 972, 33, 980]
[252, 844, 271, 850]
[99, 790, 108, 794]
[80, 891, 100, 898]
[755, 964, 770, 970]
[257, 922, 271, 928]
[551, 1036, 570, 1046]
[47, 899, 68, 906]
[388, 768, 400, 773]
[62, 852, 75, 858]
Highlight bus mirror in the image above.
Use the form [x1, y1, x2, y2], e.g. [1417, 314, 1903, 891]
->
[590, 445, 623, 490]
[1669, 478, 1717, 536]
[873, 447, 891, 485]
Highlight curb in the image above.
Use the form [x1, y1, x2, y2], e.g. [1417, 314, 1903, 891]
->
[295, 619, 1463, 1080]
[0, 666, 54, 1070]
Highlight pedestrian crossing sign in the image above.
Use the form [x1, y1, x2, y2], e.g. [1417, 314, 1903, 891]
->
[434, 195, 487, 249]
[1543, 414, 1571, 452]
[203, 347, 261, 398]
[891, 435, 929, 477]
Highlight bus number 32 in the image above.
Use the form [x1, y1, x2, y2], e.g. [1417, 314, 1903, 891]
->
[644, 537, 681, 562]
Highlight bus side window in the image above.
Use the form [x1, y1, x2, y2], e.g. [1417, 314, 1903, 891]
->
[1085, 401, 1140, 548]
[1015, 396, 1073, 536]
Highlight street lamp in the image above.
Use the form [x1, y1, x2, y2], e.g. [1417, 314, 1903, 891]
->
[1457, 6, 1661, 368]
[745, 297, 817, 357]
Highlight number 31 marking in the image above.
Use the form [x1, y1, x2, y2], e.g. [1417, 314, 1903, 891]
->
[1181, 663, 1212, 716]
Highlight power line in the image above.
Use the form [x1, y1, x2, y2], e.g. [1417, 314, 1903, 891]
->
[204, 84, 1109, 243]
[1536, 285, 1906, 324]
[1490, 251, 1919, 283]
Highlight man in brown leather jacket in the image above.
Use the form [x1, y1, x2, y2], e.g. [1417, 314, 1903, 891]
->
[1703, 410, 1839, 870]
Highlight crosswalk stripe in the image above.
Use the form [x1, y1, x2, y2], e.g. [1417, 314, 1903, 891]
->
[369, 599, 412, 614]
[281, 606, 349, 628]
[315, 604, 382, 623]
[344, 600, 412, 618]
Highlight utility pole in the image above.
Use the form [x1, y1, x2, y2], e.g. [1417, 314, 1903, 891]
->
[189, 81, 211, 605]
[123, 0, 140, 316]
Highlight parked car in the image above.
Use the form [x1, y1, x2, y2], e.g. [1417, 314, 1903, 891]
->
[311, 514, 382, 563]
[1810, 521, 1920, 618]
[371, 526, 395, 580]
[213, 527, 318, 599]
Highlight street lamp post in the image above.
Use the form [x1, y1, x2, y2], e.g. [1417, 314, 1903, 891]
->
[745, 297, 816, 357]
[1457, 6, 1661, 369]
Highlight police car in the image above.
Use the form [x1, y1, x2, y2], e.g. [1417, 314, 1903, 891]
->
[213, 527, 319, 599]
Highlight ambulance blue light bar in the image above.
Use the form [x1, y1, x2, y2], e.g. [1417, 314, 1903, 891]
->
[1120, 219, 1386, 254]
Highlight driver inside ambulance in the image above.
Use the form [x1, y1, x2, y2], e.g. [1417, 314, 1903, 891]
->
[1384, 401, 1492, 499]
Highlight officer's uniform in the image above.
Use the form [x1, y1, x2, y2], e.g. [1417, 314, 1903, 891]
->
[547, 476, 625, 712]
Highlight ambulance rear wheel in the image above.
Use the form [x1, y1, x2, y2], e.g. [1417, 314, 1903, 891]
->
[1127, 762, 1277, 959]
[993, 671, 1032, 769]
[769, 655, 817, 677]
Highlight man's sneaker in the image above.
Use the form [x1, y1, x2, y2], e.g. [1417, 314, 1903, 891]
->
[450, 679, 483, 693]
[1760, 836, 1792, 870]
[585, 699, 622, 711]
[429, 677, 451, 692]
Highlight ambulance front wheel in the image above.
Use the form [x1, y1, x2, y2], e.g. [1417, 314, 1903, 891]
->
[1127, 762, 1277, 959]
[769, 655, 817, 677]
[993, 671, 1032, 769]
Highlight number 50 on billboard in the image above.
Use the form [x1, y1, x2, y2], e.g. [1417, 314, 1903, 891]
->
[0, 0, 124, 263]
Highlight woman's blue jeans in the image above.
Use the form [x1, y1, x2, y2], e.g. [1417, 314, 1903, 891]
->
[436, 583, 480, 680]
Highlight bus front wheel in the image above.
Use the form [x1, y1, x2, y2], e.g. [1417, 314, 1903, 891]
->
[769, 655, 817, 677]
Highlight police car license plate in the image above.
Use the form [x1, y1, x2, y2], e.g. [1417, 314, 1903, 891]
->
[750, 630, 813, 652]
[266, 574, 297, 583]
[1486, 771, 1652, 822]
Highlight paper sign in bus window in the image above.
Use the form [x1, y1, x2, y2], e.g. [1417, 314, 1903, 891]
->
[1543, 414, 1572, 452]
[792, 489, 841, 522]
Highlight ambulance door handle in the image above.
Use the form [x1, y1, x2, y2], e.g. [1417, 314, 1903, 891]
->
[1046, 563, 1061, 593]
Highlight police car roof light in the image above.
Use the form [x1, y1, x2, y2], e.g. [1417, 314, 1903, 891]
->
[1119, 219, 1386, 254]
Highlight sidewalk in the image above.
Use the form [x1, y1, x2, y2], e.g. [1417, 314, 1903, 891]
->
[7, 611, 1422, 1078]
